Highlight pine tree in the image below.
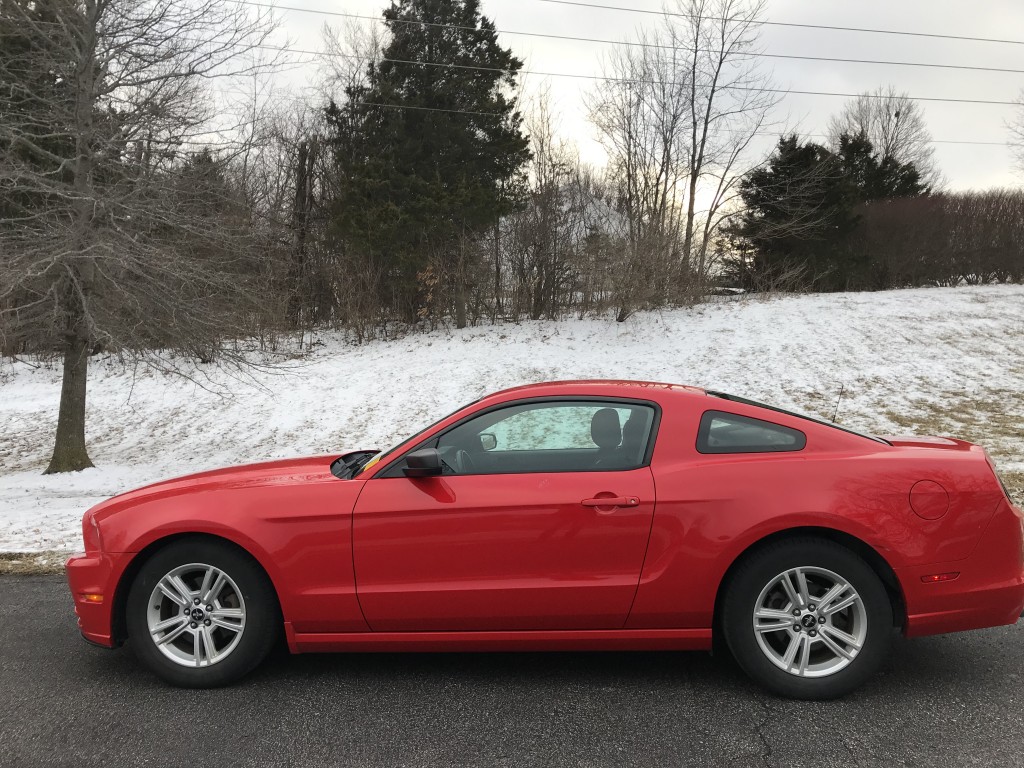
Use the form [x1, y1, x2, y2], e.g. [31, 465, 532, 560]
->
[325, 0, 531, 327]
[732, 133, 926, 290]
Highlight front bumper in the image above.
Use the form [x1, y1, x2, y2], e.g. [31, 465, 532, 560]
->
[65, 552, 120, 648]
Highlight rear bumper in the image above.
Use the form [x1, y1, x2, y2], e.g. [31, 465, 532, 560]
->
[901, 499, 1024, 638]
[65, 552, 119, 648]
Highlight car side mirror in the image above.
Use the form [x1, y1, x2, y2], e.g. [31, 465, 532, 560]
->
[479, 433, 497, 451]
[403, 448, 443, 478]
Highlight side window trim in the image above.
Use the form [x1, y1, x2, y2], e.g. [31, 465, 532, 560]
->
[375, 396, 663, 478]
[696, 410, 807, 455]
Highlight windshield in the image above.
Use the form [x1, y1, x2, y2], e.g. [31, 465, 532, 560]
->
[356, 396, 484, 476]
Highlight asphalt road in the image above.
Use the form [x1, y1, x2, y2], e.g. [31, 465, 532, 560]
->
[2, 576, 1022, 768]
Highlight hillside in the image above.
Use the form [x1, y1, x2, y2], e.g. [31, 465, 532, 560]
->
[2, 284, 1022, 553]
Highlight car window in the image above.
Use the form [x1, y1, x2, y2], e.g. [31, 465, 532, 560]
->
[432, 400, 656, 474]
[697, 410, 806, 454]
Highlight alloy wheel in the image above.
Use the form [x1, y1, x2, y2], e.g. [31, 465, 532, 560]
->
[146, 563, 247, 668]
[751, 566, 868, 678]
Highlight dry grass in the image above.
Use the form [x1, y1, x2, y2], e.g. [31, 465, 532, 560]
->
[1002, 472, 1024, 509]
[0, 551, 66, 575]
[879, 391, 1023, 507]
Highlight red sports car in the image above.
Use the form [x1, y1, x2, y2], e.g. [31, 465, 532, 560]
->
[65, 381, 1024, 699]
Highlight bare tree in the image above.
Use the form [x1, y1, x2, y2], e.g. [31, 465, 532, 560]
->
[828, 85, 943, 189]
[667, 0, 779, 281]
[588, 0, 778, 307]
[588, 29, 692, 318]
[502, 87, 589, 320]
[1011, 90, 1024, 175]
[0, 0, 281, 472]
[318, 20, 384, 106]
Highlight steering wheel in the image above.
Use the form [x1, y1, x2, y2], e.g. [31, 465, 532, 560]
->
[454, 449, 476, 475]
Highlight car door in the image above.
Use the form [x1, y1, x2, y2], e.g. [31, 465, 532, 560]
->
[351, 399, 659, 632]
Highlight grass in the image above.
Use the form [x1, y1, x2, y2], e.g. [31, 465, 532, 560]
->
[0, 551, 67, 575]
[879, 392, 1022, 507]
[1002, 472, 1024, 508]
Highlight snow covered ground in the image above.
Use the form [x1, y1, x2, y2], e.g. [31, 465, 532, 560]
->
[2, 284, 1022, 552]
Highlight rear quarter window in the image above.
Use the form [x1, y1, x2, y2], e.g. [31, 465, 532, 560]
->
[697, 410, 806, 454]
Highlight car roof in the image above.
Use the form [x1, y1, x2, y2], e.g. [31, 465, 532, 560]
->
[485, 380, 707, 400]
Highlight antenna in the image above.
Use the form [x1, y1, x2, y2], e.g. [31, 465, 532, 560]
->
[831, 384, 845, 423]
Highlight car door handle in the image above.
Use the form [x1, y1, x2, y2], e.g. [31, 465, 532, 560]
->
[581, 496, 640, 508]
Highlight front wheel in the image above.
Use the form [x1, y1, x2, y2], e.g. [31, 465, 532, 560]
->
[126, 539, 280, 688]
[722, 538, 893, 699]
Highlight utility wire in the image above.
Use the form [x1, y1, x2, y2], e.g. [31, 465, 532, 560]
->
[234, 0, 1024, 75]
[347, 100, 1009, 147]
[252, 32, 1020, 107]
[533, 0, 1024, 47]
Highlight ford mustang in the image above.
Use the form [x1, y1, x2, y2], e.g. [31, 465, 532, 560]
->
[65, 381, 1024, 699]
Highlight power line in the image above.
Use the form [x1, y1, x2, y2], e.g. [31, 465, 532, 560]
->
[329, 49, 1015, 105]
[342, 100, 1008, 147]
[267, 42, 1024, 87]
[260, 41, 1010, 144]
[360, 100, 516, 117]
[534, 0, 1024, 47]
[255, 36, 1019, 109]
[235, 1, 1024, 76]
[232, 2, 1019, 146]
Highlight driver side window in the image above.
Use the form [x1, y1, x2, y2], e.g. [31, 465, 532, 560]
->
[435, 400, 655, 475]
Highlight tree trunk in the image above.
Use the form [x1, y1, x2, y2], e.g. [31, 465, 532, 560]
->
[454, 282, 468, 329]
[454, 238, 468, 329]
[45, 333, 93, 474]
[493, 220, 502, 321]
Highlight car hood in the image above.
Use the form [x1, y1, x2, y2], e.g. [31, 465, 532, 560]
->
[93, 456, 340, 514]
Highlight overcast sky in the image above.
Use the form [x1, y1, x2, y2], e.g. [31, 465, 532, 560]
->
[269, 0, 1024, 191]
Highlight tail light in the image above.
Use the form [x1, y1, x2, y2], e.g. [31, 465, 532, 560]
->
[985, 452, 1015, 504]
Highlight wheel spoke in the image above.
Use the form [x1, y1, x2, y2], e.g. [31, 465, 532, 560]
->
[821, 623, 862, 651]
[200, 626, 217, 665]
[150, 616, 186, 636]
[201, 570, 227, 605]
[193, 627, 202, 666]
[158, 575, 192, 607]
[816, 582, 846, 612]
[795, 569, 812, 608]
[796, 635, 812, 676]
[818, 629, 855, 661]
[755, 608, 794, 621]
[780, 632, 801, 669]
[779, 571, 802, 610]
[755, 608, 794, 634]
[155, 619, 190, 646]
[822, 593, 858, 616]
[198, 567, 215, 601]
[210, 608, 244, 633]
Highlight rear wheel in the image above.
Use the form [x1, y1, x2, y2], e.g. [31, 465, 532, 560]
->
[722, 538, 893, 699]
[126, 539, 279, 688]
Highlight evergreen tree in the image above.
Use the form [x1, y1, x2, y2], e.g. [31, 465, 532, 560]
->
[325, 0, 531, 326]
[732, 132, 926, 290]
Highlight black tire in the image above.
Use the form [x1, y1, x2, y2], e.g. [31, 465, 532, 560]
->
[126, 538, 280, 688]
[722, 537, 893, 700]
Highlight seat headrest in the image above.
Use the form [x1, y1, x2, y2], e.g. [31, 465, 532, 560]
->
[622, 411, 646, 446]
[591, 408, 622, 449]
